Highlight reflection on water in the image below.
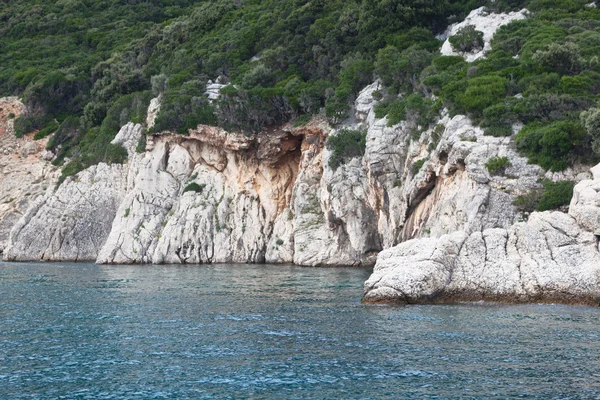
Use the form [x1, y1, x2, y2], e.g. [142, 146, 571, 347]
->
[1, 262, 600, 399]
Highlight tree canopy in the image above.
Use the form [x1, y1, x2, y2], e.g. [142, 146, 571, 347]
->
[2, 0, 600, 179]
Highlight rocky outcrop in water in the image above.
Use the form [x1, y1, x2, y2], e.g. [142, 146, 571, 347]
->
[362, 163, 600, 305]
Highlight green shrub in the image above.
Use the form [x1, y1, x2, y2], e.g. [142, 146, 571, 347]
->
[374, 94, 438, 128]
[518, 73, 560, 96]
[293, 114, 312, 127]
[375, 45, 434, 92]
[484, 125, 513, 137]
[103, 144, 128, 164]
[374, 99, 405, 125]
[152, 91, 216, 134]
[456, 76, 508, 116]
[485, 156, 512, 175]
[482, 102, 517, 127]
[13, 113, 51, 138]
[8, 113, 15, 120]
[432, 55, 467, 71]
[412, 158, 426, 175]
[580, 107, 600, 154]
[514, 190, 543, 213]
[183, 182, 206, 194]
[101, 91, 152, 134]
[536, 180, 575, 211]
[151, 74, 168, 96]
[33, 121, 59, 140]
[325, 101, 350, 125]
[327, 129, 367, 170]
[532, 42, 593, 76]
[428, 124, 445, 151]
[136, 134, 147, 153]
[47, 116, 82, 161]
[513, 180, 575, 212]
[515, 120, 586, 171]
[449, 25, 485, 53]
[56, 160, 85, 187]
[513, 94, 591, 123]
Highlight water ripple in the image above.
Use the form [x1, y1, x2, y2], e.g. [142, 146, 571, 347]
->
[1, 262, 600, 399]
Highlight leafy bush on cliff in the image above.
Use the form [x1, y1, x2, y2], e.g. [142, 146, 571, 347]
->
[327, 129, 366, 170]
[33, 121, 59, 140]
[449, 25, 485, 53]
[412, 158, 427, 175]
[515, 121, 586, 171]
[536, 180, 575, 211]
[580, 107, 600, 154]
[183, 182, 206, 194]
[485, 156, 512, 175]
[514, 179, 575, 212]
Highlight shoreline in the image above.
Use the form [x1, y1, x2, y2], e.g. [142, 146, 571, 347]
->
[3, 260, 599, 307]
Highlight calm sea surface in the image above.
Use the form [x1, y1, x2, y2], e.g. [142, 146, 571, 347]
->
[1, 262, 600, 399]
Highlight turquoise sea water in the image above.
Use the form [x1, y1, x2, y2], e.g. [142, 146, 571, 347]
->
[1, 262, 600, 399]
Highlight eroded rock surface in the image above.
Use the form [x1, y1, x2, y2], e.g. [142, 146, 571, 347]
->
[363, 164, 600, 305]
[2, 121, 141, 261]
[4, 163, 127, 261]
[97, 127, 303, 264]
[0, 97, 60, 255]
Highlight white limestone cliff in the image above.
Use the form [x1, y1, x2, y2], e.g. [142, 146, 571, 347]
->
[0, 98, 60, 255]
[363, 163, 600, 305]
[2, 79, 599, 304]
[2, 81, 593, 270]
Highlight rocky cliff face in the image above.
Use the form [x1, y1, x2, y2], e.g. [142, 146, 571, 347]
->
[0, 98, 60, 256]
[2, 84, 600, 303]
[1, 83, 595, 269]
[362, 165, 600, 305]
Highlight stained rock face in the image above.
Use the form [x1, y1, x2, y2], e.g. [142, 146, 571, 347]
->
[96, 128, 302, 264]
[363, 164, 600, 305]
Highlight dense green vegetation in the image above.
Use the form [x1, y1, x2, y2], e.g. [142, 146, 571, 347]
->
[485, 156, 512, 175]
[449, 25, 485, 53]
[514, 179, 575, 212]
[418, 1, 600, 171]
[327, 129, 366, 170]
[536, 179, 575, 211]
[2, 0, 600, 182]
[183, 182, 206, 194]
[412, 158, 427, 175]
